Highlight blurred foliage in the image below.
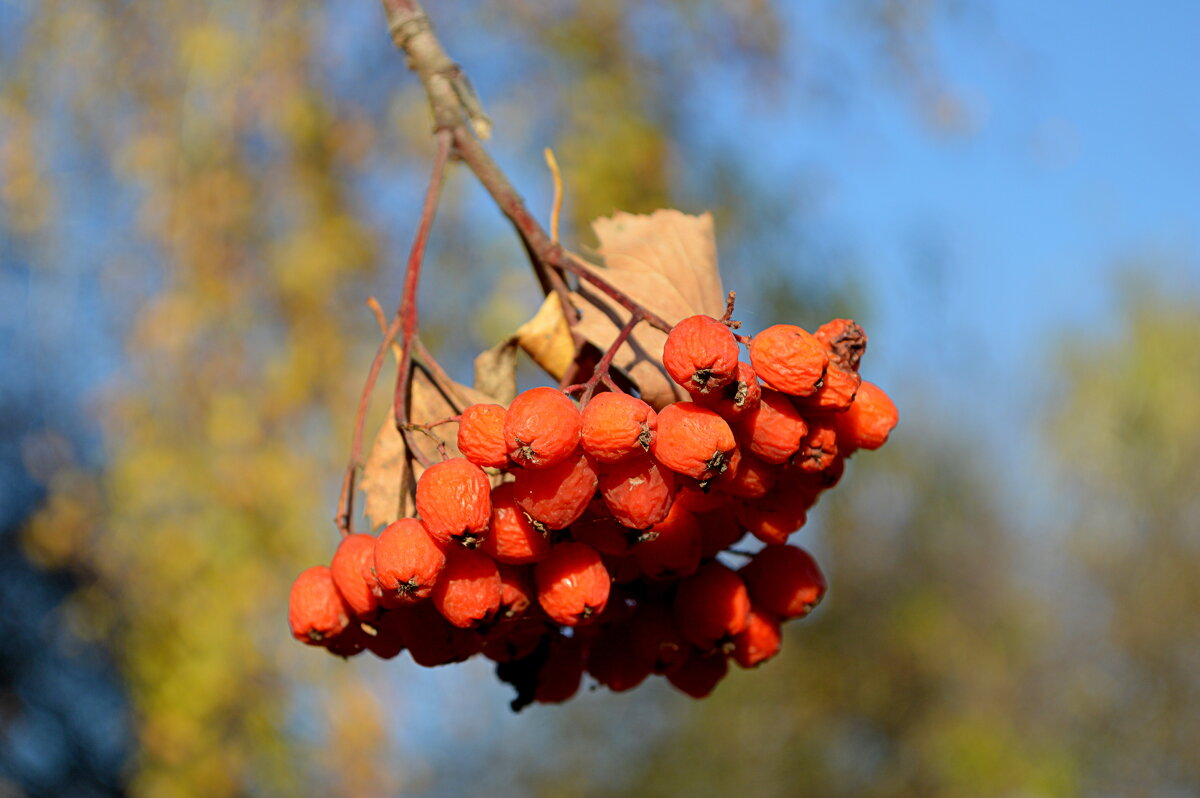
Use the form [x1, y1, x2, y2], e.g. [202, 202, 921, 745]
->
[7, 0, 1146, 797]
[1050, 289, 1200, 795]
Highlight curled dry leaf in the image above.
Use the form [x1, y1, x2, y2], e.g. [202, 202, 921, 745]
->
[514, 209, 727, 409]
[359, 368, 503, 531]
[516, 294, 577, 380]
[475, 336, 519, 405]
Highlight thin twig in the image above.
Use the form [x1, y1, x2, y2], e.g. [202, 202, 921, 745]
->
[393, 128, 453, 467]
[563, 313, 642, 405]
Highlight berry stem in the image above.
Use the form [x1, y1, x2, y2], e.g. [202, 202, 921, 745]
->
[377, 0, 672, 341]
[333, 127, 450, 537]
[563, 313, 642, 404]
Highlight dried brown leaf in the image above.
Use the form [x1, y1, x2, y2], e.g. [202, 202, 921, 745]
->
[589, 210, 726, 317]
[475, 337, 519, 405]
[569, 210, 727, 408]
[515, 294, 576, 379]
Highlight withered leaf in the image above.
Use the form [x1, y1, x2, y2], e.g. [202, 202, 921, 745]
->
[515, 293, 577, 380]
[474, 336, 519, 405]
[570, 209, 727, 408]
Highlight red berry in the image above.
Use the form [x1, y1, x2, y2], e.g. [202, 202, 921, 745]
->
[632, 499, 702, 580]
[324, 620, 371, 658]
[580, 392, 657, 464]
[503, 387, 581, 469]
[739, 544, 826, 620]
[364, 610, 408, 660]
[535, 542, 611, 626]
[666, 647, 729, 698]
[662, 314, 740, 395]
[415, 457, 492, 548]
[731, 605, 783, 668]
[694, 504, 747, 560]
[330, 533, 380, 617]
[587, 622, 654, 692]
[482, 615, 549, 663]
[629, 601, 688, 673]
[289, 565, 352, 645]
[431, 546, 502, 629]
[372, 517, 447, 607]
[402, 602, 483, 667]
[457, 403, 510, 468]
[673, 561, 751, 650]
[534, 634, 586, 704]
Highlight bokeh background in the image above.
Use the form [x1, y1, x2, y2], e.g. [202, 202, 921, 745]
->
[2, 0, 1199, 795]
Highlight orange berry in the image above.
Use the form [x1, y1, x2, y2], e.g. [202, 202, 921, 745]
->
[415, 457, 492, 548]
[457, 403, 510, 468]
[580, 391, 657, 464]
[673, 561, 751, 650]
[814, 318, 867, 372]
[652, 402, 736, 483]
[731, 605, 783, 668]
[795, 415, 838, 472]
[372, 517, 447, 607]
[836, 380, 898, 452]
[480, 482, 550, 564]
[749, 324, 829, 397]
[716, 448, 778, 500]
[535, 542, 611, 626]
[796, 361, 860, 413]
[330, 533, 380, 617]
[739, 544, 826, 620]
[633, 499, 702, 581]
[600, 453, 676, 530]
[662, 314, 740, 395]
[503, 387, 581, 469]
[512, 448, 599, 531]
[496, 563, 535, 623]
[734, 487, 813, 545]
[289, 565, 352, 645]
[573, 514, 641, 556]
[694, 360, 762, 422]
[431, 546, 502, 629]
[736, 388, 807, 464]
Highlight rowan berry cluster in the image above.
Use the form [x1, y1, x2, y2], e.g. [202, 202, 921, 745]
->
[289, 315, 897, 709]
